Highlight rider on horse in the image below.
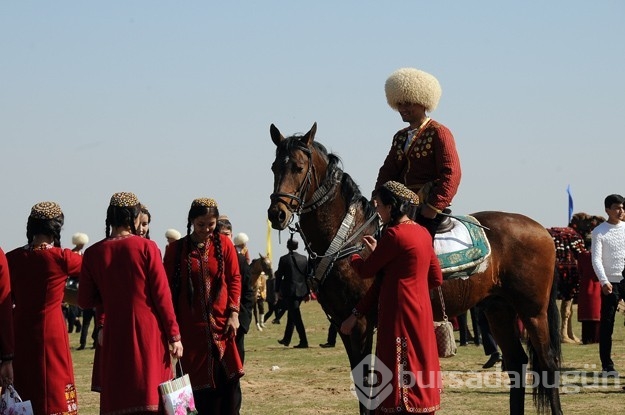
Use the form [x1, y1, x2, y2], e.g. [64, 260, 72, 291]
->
[375, 67, 461, 239]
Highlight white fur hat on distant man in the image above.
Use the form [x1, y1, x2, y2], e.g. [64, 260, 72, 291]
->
[233, 232, 249, 246]
[165, 228, 182, 241]
[72, 232, 89, 246]
[384, 67, 442, 113]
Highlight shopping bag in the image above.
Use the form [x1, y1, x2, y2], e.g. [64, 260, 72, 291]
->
[158, 362, 198, 415]
[0, 385, 34, 415]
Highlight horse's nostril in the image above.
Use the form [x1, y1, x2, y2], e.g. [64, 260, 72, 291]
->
[278, 210, 286, 222]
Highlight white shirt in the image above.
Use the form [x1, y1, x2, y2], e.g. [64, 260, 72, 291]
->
[591, 221, 625, 286]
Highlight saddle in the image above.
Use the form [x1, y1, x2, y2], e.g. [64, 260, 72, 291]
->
[433, 215, 491, 279]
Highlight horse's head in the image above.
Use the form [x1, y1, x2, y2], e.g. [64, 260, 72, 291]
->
[257, 253, 273, 278]
[569, 212, 606, 246]
[268, 122, 327, 230]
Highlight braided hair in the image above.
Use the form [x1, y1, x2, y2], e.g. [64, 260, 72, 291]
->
[105, 203, 141, 237]
[26, 215, 64, 247]
[176, 204, 225, 309]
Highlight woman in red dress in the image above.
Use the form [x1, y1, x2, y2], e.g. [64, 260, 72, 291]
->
[79, 192, 183, 415]
[6, 202, 82, 414]
[0, 247, 14, 389]
[163, 198, 243, 415]
[341, 181, 443, 414]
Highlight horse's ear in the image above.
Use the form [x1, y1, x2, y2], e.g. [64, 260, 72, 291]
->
[301, 122, 317, 148]
[270, 124, 285, 146]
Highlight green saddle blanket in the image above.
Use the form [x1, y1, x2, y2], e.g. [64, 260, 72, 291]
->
[433, 215, 491, 274]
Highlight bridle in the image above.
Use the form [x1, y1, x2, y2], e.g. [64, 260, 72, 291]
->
[269, 140, 380, 291]
[269, 143, 314, 217]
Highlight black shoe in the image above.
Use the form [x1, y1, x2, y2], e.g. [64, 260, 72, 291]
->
[272, 319, 281, 324]
[319, 343, 335, 348]
[77, 344, 86, 350]
[602, 368, 619, 378]
[482, 353, 502, 369]
[277, 339, 289, 346]
[75, 322, 82, 333]
[293, 343, 309, 349]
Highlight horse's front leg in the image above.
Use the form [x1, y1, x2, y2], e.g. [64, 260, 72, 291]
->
[338, 317, 375, 415]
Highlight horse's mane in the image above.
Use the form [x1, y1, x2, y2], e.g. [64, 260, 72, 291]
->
[279, 135, 376, 219]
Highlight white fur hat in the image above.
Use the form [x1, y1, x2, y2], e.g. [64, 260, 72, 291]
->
[165, 228, 181, 240]
[385, 68, 442, 112]
[233, 232, 249, 246]
[72, 232, 89, 246]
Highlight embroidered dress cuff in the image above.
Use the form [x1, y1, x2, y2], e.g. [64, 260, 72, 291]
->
[169, 334, 181, 343]
[228, 305, 240, 313]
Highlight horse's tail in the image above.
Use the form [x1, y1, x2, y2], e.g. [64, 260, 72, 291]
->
[529, 268, 562, 414]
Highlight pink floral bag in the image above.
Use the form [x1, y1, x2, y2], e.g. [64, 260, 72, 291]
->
[158, 361, 198, 415]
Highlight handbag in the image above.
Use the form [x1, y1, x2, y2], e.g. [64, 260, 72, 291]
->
[433, 286, 457, 358]
[0, 385, 33, 415]
[158, 361, 198, 415]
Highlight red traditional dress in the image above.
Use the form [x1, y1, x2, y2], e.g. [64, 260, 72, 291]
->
[577, 251, 602, 343]
[163, 234, 243, 391]
[0, 248, 14, 363]
[375, 120, 461, 212]
[6, 243, 82, 415]
[79, 235, 180, 415]
[351, 222, 443, 413]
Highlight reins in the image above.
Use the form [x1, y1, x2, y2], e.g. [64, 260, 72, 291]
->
[274, 143, 379, 291]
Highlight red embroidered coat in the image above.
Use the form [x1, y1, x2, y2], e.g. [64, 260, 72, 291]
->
[7, 244, 82, 415]
[375, 120, 461, 211]
[79, 235, 180, 415]
[351, 223, 443, 413]
[163, 234, 243, 390]
[0, 248, 13, 363]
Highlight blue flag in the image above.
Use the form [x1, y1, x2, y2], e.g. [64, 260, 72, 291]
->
[567, 185, 573, 224]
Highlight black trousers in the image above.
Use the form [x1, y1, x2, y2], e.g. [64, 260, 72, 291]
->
[79, 308, 96, 347]
[477, 307, 499, 356]
[281, 297, 307, 345]
[599, 281, 625, 371]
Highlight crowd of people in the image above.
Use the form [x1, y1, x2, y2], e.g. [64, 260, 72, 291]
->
[0, 66, 623, 415]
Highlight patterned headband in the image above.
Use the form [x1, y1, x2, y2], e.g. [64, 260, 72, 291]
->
[382, 181, 420, 204]
[191, 198, 218, 208]
[110, 192, 140, 207]
[30, 201, 63, 219]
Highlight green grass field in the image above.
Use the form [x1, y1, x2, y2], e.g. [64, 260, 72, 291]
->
[69, 301, 625, 414]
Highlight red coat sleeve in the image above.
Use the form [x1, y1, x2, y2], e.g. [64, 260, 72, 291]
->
[63, 248, 83, 277]
[428, 248, 443, 289]
[145, 241, 180, 343]
[350, 229, 399, 279]
[0, 248, 14, 361]
[428, 124, 461, 210]
[78, 247, 100, 310]
[221, 235, 241, 313]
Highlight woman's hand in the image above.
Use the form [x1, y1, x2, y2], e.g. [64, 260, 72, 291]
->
[360, 235, 377, 259]
[340, 314, 358, 335]
[169, 341, 183, 359]
[0, 360, 13, 388]
[226, 311, 240, 338]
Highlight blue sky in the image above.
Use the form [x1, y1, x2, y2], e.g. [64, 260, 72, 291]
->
[1, 1, 624, 258]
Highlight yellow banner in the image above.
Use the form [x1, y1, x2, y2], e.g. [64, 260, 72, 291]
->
[266, 219, 272, 262]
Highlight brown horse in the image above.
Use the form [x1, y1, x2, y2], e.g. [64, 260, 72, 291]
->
[267, 123, 562, 415]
